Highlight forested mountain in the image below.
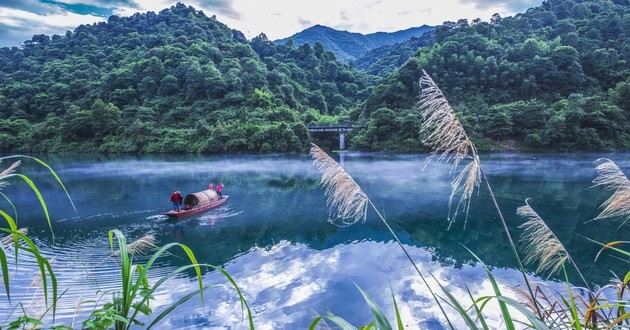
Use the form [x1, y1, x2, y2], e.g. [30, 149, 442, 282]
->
[1, 0, 629, 154]
[354, 31, 435, 75]
[0, 3, 374, 153]
[354, 0, 630, 151]
[275, 25, 434, 63]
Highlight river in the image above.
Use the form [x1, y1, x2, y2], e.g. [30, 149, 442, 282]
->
[0, 152, 628, 329]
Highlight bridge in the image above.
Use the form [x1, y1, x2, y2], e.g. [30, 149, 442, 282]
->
[307, 123, 359, 150]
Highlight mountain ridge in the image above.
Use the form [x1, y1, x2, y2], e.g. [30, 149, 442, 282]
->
[275, 24, 434, 63]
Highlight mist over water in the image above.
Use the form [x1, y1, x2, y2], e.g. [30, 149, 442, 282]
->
[1, 153, 628, 328]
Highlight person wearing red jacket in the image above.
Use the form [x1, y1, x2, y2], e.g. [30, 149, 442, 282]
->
[216, 183, 224, 198]
[170, 190, 183, 212]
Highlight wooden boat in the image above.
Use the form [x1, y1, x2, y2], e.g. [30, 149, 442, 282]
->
[164, 189, 228, 218]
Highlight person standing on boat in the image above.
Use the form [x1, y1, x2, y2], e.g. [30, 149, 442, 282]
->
[216, 183, 224, 198]
[208, 183, 214, 190]
[170, 190, 183, 212]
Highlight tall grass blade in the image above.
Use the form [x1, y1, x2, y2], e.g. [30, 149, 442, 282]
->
[3, 174, 54, 237]
[465, 285, 489, 330]
[146, 286, 208, 330]
[594, 241, 630, 262]
[0, 192, 18, 224]
[0, 155, 77, 213]
[432, 277, 478, 329]
[462, 245, 515, 330]
[389, 284, 404, 330]
[355, 283, 392, 330]
[562, 266, 582, 330]
[309, 316, 322, 330]
[478, 296, 551, 330]
[322, 312, 357, 330]
[0, 243, 9, 301]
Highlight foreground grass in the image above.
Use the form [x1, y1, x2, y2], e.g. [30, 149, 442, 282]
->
[308, 71, 628, 329]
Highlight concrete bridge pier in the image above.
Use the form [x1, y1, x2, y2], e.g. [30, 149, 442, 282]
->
[339, 132, 346, 150]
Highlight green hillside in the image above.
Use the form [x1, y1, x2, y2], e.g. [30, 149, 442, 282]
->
[0, 3, 373, 153]
[1, 1, 629, 154]
[354, 31, 435, 76]
[356, 0, 630, 151]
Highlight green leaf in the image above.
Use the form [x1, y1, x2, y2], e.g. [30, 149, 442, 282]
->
[309, 316, 323, 330]
[562, 266, 582, 330]
[322, 312, 358, 330]
[3, 173, 54, 237]
[0, 155, 77, 213]
[466, 285, 488, 330]
[479, 296, 550, 330]
[462, 245, 515, 330]
[146, 286, 207, 329]
[0, 243, 9, 301]
[389, 284, 404, 330]
[355, 284, 392, 330]
[0, 192, 18, 223]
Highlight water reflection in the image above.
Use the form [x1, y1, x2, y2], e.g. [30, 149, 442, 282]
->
[0, 153, 628, 328]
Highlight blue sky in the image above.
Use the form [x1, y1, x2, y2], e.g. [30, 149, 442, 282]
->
[0, 0, 542, 47]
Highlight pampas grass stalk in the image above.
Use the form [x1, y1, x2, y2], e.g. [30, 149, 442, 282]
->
[0, 160, 21, 188]
[592, 159, 629, 226]
[113, 234, 157, 256]
[310, 144, 455, 329]
[418, 72, 480, 228]
[417, 70, 542, 318]
[310, 145, 368, 225]
[517, 200, 592, 292]
[1, 227, 28, 246]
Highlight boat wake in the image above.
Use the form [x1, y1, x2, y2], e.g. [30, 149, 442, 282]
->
[146, 214, 170, 221]
[58, 208, 163, 223]
[196, 206, 242, 225]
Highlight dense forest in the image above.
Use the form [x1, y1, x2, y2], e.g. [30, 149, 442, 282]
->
[354, 31, 435, 76]
[0, 3, 372, 153]
[356, 0, 630, 151]
[1, 0, 629, 153]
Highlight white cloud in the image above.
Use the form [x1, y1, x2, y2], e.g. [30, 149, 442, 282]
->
[0, 0, 544, 47]
[101, 0, 543, 40]
[0, 6, 105, 46]
[0, 7, 104, 29]
[209, 0, 539, 39]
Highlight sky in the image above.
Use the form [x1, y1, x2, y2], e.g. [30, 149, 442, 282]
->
[0, 0, 543, 47]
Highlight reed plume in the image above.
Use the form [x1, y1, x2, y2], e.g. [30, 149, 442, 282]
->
[592, 158, 629, 225]
[417, 71, 542, 317]
[310, 143, 454, 328]
[517, 201, 568, 276]
[418, 71, 480, 227]
[310, 144, 368, 225]
[113, 234, 157, 256]
[0, 160, 21, 188]
[0, 227, 27, 245]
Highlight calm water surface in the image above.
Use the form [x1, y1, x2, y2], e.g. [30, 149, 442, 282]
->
[1, 153, 628, 329]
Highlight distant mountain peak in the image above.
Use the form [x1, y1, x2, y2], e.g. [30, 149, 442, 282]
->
[275, 24, 434, 63]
